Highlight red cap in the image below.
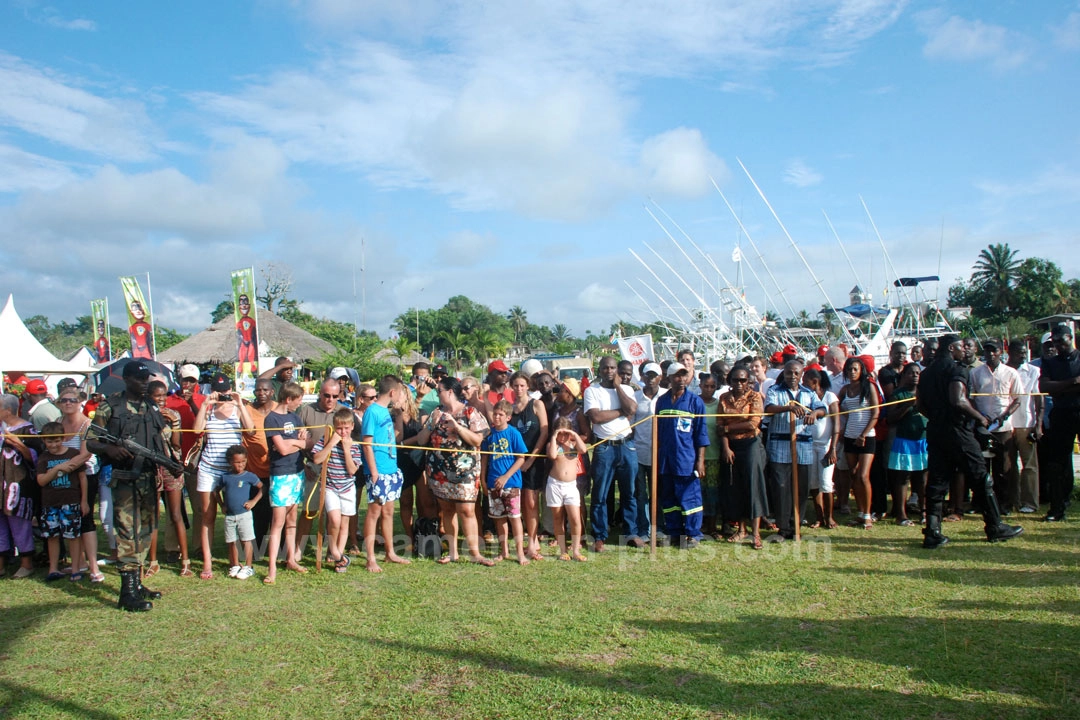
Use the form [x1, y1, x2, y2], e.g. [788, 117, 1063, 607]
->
[24, 378, 47, 395]
[857, 354, 876, 375]
[817, 345, 829, 356]
[770, 351, 783, 364]
[782, 344, 797, 355]
[807, 362, 823, 371]
[487, 360, 510, 374]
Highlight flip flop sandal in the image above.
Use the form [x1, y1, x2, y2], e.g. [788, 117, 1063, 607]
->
[572, 554, 588, 562]
[752, 536, 763, 550]
[69, 572, 84, 582]
[145, 562, 160, 578]
[558, 553, 571, 561]
[334, 556, 351, 573]
[179, 562, 194, 578]
[436, 556, 455, 565]
[89, 572, 106, 583]
[45, 571, 65, 582]
[263, 576, 276, 585]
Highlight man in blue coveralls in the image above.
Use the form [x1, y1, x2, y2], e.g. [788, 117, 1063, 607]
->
[655, 362, 710, 548]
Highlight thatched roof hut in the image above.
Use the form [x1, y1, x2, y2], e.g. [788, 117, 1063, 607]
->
[158, 313, 337, 364]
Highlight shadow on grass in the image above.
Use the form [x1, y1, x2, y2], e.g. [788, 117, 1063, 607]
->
[369, 630, 1051, 718]
[0, 603, 122, 719]
[821, 531, 1080, 564]
[824, 563, 1079, 587]
[938, 598, 1080, 615]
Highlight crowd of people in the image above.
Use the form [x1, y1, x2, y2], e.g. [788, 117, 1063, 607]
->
[1, 324, 1077, 612]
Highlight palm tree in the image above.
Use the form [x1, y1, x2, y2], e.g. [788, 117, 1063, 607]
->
[470, 329, 507, 365]
[385, 336, 420, 373]
[438, 329, 470, 370]
[971, 243, 1021, 313]
[551, 324, 571, 343]
[507, 306, 528, 342]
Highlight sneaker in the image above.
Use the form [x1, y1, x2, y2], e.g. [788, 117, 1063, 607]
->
[235, 566, 255, 580]
[1019, 505, 1037, 514]
[228, 565, 241, 578]
[922, 533, 949, 550]
[683, 537, 700, 549]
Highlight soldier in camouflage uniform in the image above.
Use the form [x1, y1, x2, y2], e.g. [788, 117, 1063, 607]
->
[88, 360, 168, 612]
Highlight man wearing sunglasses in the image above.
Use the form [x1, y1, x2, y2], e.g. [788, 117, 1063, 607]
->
[296, 379, 345, 556]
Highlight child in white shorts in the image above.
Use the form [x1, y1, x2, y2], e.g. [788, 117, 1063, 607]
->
[313, 408, 364, 573]
[545, 418, 587, 562]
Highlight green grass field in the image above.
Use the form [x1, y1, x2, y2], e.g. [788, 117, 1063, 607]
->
[2, 515, 1078, 720]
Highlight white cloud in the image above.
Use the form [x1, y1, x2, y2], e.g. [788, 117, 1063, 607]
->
[0, 144, 80, 192]
[196, 2, 904, 220]
[919, 13, 1030, 70]
[783, 159, 824, 188]
[640, 128, 729, 198]
[42, 14, 97, 32]
[435, 230, 495, 267]
[0, 53, 155, 161]
[1052, 10, 1080, 51]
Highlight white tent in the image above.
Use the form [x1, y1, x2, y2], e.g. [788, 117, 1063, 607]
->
[0, 295, 93, 385]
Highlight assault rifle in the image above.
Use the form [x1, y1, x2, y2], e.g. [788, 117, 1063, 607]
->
[88, 426, 183, 476]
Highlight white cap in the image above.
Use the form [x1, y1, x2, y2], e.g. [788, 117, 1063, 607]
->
[520, 359, 543, 376]
[666, 363, 690, 376]
[179, 364, 200, 381]
[641, 362, 662, 376]
[1041, 332, 1052, 344]
[329, 366, 349, 380]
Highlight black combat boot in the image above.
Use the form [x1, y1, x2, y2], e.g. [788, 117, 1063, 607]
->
[137, 571, 162, 600]
[979, 474, 1023, 542]
[922, 514, 949, 550]
[118, 570, 152, 612]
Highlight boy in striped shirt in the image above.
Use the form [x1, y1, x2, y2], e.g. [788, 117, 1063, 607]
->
[313, 408, 363, 572]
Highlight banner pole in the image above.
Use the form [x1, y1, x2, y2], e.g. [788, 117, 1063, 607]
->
[650, 414, 659, 556]
[790, 410, 800, 542]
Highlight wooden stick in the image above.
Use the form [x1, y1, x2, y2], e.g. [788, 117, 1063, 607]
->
[790, 410, 800, 542]
[315, 426, 331, 572]
[650, 413, 659, 557]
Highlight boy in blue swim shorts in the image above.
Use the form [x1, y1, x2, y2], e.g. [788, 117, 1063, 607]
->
[360, 376, 411, 573]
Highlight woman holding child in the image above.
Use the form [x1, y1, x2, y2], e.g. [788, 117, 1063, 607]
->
[417, 376, 494, 566]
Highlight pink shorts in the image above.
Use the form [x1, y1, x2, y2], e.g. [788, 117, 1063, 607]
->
[487, 487, 521, 519]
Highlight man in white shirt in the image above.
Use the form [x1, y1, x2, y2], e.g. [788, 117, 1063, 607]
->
[1006, 339, 1042, 513]
[970, 339, 1022, 514]
[630, 363, 667, 547]
[584, 356, 639, 552]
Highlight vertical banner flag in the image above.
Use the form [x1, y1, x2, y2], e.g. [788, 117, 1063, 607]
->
[119, 276, 155, 359]
[616, 334, 655, 380]
[232, 267, 259, 397]
[90, 298, 111, 363]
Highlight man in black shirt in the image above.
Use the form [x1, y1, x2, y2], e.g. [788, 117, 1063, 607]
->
[917, 336, 1023, 548]
[1038, 324, 1080, 522]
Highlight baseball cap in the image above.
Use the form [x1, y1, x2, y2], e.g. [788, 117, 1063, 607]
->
[666, 363, 690, 376]
[1051, 323, 1072, 338]
[122, 361, 152, 380]
[520, 359, 543, 376]
[559, 377, 581, 398]
[179, 364, 200, 381]
[770, 351, 783, 364]
[641, 362, 662, 376]
[24, 378, 48, 395]
[432, 363, 448, 376]
[783, 344, 797, 355]
[488, 360, 510, 374]
[329, 366, 349, 380]
[817, 345, 829, 356]
[209, 372, 231, 393]
[982, 339, 1001, 351]
[1041, 332, 1052, 344]
[56, 377, 78, 392]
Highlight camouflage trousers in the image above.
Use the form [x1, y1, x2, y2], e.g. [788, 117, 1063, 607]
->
[112, 471, 159, 573]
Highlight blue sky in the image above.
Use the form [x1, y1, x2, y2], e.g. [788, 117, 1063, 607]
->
[1, 0, 1078, 338]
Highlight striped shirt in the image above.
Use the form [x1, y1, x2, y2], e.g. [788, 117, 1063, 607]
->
[840, 391, 876, 440]
[312, 438, 363, 491]
[201, 408, 242, 472]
